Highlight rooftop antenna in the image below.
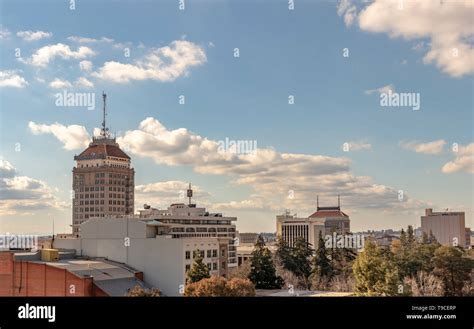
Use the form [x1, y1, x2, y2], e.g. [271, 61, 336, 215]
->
[101, 91, 109, 137]
[51, 218, 55, 248]
[187, 183, 193, 205]
[317, 195, 319, 210]
[338, 195, 340, 209]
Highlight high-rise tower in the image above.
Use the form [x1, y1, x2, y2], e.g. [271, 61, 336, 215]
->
[71, 92, 134, 236]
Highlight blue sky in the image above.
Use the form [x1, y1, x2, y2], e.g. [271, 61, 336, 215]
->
[0, 0, 473, 235]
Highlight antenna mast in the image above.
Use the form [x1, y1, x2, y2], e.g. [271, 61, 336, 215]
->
[187, 183, 193, 205]
[101, 91, 108, 137]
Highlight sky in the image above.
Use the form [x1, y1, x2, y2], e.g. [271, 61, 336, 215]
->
[0, 0, 473, 235]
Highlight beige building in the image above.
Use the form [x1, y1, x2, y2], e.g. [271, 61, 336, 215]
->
[54, 217, 230, 296]
[71, 93, 134, 236]
[276, 197, 350, 248]
[421, 208, 469, 247]
[138, 197, 237, 268]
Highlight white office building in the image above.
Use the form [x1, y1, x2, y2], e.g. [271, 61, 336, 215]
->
[54, 217, 231, 296]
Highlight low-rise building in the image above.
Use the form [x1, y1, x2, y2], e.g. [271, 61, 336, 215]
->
[0, 251, 145, 296]
[55, 216, 233, 296]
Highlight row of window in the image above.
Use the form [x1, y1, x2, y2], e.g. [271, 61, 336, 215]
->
[77, 199, 129, 206]
[76, 186, 131, 192]
[78, 163, 129, 169]
[77, 193, 129, 199]
[93, 180, 130, 185]
[185, 249, 227, 260]
[74, 211, 132, 220]
[172, 227, 230, 233]
[94, 173, 130, 179]
[75, 207, 127, 213]
[185, 262, 219, 272]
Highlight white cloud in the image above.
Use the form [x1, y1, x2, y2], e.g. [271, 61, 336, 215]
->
[135, 181, 211, 208]
[92, 40, 206, 83]
[0, 70, 28, 88]
[0, 27, 11, 39]
[342, 141, 372, 152]
[17, 30, 52, 42]
[29, 117, 430, 213]
[23, 43, 95, 67]
[28, 121, 90, 150]
[400, 140, 446, 155]
[116, 117, 426, 213]
[49, 78, 72, 89]
[75, 77, 94, 89]
[79, 60, 93, 72]
[338, 0, 474, 77]
[67, 36, 114, 43]
[337, 0, 357, 26]
[0, 159, 66, 216]
[365, 83, 395, 95]
[442, 143, 474, 174]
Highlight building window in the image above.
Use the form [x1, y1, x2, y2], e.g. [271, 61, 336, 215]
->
[207, 250, 211, 258]
[221, 262, 226, 270]
[212, 249, 217, 258]
[185, 264, 191, 272]
[207, 263, 211, 270]
[185, 251, 190, 260]
[213, 263, 217, 271]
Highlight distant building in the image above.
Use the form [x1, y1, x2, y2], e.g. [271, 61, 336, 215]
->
[276, 196, 350, 248]
[465, 228, 472, 248]
[421, 208, 470, 248]
[238, 233, 259, 244]
[71, 93, 134, 236]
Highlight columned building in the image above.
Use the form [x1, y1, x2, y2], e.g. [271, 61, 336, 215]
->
[71, 93, 134, 236]
[276, 196, 350, 248]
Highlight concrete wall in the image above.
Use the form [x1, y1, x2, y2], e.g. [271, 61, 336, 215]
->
[421, 213, 466, 247]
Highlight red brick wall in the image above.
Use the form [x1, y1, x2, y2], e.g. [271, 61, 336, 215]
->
[0, 253, 13, 296]
[0, 252, 99, 296]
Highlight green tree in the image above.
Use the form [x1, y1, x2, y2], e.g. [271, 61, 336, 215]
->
[185, 277, 256, 297]
[291, 237, 313, 287]
[126, 285, 161, 297]
[187, 250, 210, 283]
[395, 225, 423, 278]
[312, 231, 332, 280]
[432, 246, 473, 296]
[248, 235, 284, 289]
[407, 225, 416, 248]
[429, 230, 438, 244]
[353, 239, 399, 296]
[400, 229, 407, 248]
[275, 236, 294, 272]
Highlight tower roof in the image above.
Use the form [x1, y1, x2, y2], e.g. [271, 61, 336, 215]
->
[73, 92, 131, 161]
[74, 139, 130, 161]
[309, 209, 349, 218]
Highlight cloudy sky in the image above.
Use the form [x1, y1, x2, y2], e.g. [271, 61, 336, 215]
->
[0, 0, 473, 235]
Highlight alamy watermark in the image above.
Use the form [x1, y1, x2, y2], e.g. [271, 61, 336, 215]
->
[325, 233, 365, 251]
[380, 90, 420, 111]
[0, 233, 38, 250]
[55, 90, 96, 110]
[217, 137, 257, 155]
